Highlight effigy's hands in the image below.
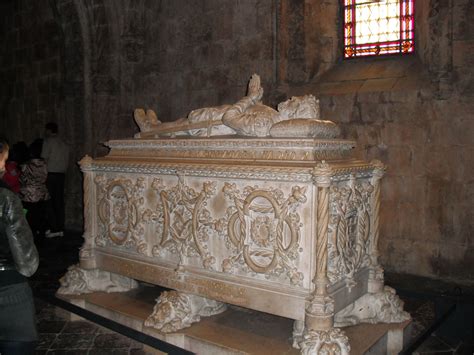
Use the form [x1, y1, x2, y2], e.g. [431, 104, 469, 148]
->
[247, 74, 263, 102]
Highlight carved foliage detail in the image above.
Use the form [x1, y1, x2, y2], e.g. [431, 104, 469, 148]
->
[95, 175, 147, 254]
[327, 180, 373, 287]
[149, 176, 218, 270]
[222, 183, 306, 285]
[298, 328, 350, 355]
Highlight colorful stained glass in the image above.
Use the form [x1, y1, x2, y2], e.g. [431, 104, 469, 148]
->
[344, 0, 415, 58]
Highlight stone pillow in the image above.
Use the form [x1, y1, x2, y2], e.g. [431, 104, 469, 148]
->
[269, 119, 341, 138]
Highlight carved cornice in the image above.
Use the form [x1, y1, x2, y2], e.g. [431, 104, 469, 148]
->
[84, 160, 378, 183]
[104, 138, 356, 162]
[90, 161, 315, 182]
[105, 138, 356, 150]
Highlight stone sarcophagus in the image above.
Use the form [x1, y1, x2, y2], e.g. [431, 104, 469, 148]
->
[59, 75, 409, 354]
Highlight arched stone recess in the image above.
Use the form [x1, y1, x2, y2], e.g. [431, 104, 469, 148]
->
[51, 0, 143, 228]
[49, 0, 87, 229]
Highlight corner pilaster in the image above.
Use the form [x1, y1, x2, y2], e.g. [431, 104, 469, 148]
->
[368, 159, 386, 293]
[299, 161, 350, 354]
[78, 155, 97, 269]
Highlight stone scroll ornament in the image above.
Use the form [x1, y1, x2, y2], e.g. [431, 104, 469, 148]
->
[57, 264, 138, 295]
[133, 74, 340, 139]
[144, 290, 227, 333]
[94, 175, 148, 255]
[147, 176, 218, 270]
[221, 183, 307, 285]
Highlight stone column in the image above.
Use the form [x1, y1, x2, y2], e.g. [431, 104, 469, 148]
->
[78, 155, 97, 269]
[368, 160, 386, 294]
[299, 161, 350, 354]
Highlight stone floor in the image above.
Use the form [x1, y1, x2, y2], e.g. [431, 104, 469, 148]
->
[34, 301, 147, 354]
[28, 231, 474, 354]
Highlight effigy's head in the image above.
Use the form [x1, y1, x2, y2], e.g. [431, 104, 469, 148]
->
[278, 95, 320, 120]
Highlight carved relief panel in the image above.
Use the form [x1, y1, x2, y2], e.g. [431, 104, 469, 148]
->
[95, 175, 148, 255]
[93, 169, 312, 288]
[146, 176, 219, 270]
[220, 183, 308, 286]
[327, 177, 374, 289]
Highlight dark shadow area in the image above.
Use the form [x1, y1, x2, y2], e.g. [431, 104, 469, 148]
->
[30, 230, 187, 354]
[387, 272, 474, 355]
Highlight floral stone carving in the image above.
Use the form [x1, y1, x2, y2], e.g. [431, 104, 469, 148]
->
[298, 328, 350, 355]
[57, 264, 138, 295]
[221, 183, 306, 285]
[327, 180, 373, 288]
[144, 290, 227, 333]
[148, 176, 218, 270]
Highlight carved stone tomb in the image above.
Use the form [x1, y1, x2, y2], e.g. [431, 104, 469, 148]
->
[59, 77, 409, 354]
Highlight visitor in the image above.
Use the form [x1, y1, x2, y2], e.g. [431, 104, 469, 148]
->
[0, 137, 39, 355]
[20, 139, 50, 240]
[41, 122, 69, 238]
[2, 141, 28, 194]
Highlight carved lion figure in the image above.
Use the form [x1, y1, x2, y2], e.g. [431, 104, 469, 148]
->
[57, 264, 88, 295]
[334, 286, 411, 327]
[57, 264, 138, 295]
[144, 290, 227, 333]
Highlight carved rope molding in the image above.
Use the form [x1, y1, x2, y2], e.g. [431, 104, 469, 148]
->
[368, 159, 386, 293]
[304, 162, 336, 331]
[299, 161, 352, 354]
[369, 159, 386, 266]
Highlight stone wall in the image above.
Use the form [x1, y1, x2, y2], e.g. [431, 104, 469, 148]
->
[0, 0, 472, 285]
[283, 0, 474, 284]
[0, 0, 63, 141]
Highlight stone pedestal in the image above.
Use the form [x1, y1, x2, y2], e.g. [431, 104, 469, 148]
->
[58, 285, 412, 355]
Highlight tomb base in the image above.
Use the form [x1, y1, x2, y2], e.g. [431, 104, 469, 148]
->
[57, 285, 412, 355]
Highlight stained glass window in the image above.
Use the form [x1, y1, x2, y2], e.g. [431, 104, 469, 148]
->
[344, 0, 415, 58]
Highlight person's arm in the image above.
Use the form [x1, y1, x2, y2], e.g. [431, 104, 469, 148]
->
[4, 191, 39, 277]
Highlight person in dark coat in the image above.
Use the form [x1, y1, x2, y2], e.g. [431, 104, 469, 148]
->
[0, 137, 39, 354]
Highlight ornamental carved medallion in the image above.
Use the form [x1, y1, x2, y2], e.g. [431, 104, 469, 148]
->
[148, 176, 218, 270]
[327, 179, 373, 288]
[95, 175, 147, 254]
[222, 183, 306, 285]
